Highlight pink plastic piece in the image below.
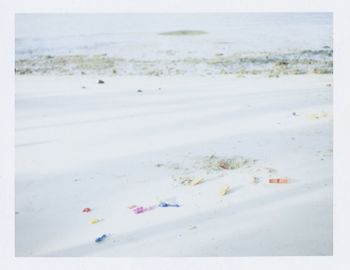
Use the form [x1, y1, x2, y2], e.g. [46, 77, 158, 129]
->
[133, 207, 145, 214]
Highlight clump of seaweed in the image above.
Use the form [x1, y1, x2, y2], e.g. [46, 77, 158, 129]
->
[202, 155, 255, 171]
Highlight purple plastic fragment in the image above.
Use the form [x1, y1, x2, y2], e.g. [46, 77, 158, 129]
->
[133, 206, 145, 214]
[133, 205, 156, 214]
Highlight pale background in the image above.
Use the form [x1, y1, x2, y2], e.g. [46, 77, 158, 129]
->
[1, 0, 350, 269]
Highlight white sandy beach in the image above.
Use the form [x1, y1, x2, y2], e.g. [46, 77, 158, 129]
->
[15, 74, 332, 256]
[14, 13, 333, 257]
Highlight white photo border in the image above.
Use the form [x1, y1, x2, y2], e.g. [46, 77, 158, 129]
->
[1, 0, 349, 269]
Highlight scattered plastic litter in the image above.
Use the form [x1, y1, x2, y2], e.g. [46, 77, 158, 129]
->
[159, 201, 180, 207]
[219, 185, 230, 196]
[130, 200, 180, 213]
[82, 208, 92, 213]
[90, 218, 101, 224]
[269, 178, 288, 184]
[95, 234, 107, 243]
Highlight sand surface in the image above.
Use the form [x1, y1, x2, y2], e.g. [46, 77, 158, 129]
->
[15, 74, 332, 256]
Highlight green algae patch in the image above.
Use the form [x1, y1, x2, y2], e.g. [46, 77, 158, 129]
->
[159, 30, 208, 36]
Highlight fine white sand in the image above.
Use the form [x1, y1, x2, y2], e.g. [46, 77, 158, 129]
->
[15, 74, 332, 256]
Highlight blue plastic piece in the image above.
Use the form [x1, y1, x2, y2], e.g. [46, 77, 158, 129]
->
[95, 234, 107, 243]
[158, 202, 180, 208]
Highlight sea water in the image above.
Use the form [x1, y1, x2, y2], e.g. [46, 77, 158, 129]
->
[15, 13, 332, 59]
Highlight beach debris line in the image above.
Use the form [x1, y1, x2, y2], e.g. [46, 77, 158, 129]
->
[82, 207, 92, 213]
[95, 234, 107, 243]
[15, 49, 333, 76]
[269, 178, 289, 184]
[219, 185, 230, 196]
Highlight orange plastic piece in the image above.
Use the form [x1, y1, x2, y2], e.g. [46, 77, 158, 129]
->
[269, 178, 288, 184]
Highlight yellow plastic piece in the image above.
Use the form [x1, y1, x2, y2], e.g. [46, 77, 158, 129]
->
[90, 218, 100, 224]
[190, 177, 203, 186]
[219, 185, 230, 196]
[306, 112, 331, 120]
